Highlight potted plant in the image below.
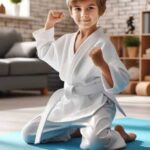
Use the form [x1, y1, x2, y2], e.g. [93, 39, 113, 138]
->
[9, 0, 22, 16]
[123, 36, 140, 57]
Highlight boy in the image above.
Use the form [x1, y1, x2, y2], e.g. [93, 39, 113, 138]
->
[22, 0, 136, 149]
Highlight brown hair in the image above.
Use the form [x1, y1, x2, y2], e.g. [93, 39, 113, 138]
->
[66, 0, 106, 15]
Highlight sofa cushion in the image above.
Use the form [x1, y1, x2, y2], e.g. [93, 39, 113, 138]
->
[0, 60, 9, 75]
[0, 75, 48, 91]
[4, 58, 51, 75]
[0, 28, 22, 57]
[5, 41, 37, 58]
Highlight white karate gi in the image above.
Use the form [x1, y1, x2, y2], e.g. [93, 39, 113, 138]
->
[22, 27, 129, 150]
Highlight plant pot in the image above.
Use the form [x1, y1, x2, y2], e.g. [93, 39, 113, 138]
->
[127, 47, 138, 58]
[12, 3, 20, 16]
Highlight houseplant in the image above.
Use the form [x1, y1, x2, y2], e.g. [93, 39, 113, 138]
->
[10, 0, 22, 4]
[123, 36, 140, 57]
[9, 0, 22, 16]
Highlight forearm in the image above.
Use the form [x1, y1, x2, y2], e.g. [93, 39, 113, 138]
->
[44, 22, 54, 30]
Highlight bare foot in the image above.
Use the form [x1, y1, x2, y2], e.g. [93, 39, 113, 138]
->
[115, 125, 136, 142]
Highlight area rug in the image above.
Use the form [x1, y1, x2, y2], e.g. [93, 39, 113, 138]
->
[0, 117, 150, 150]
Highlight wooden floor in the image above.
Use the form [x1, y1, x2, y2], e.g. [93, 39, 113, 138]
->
[0, 91, 150, 134]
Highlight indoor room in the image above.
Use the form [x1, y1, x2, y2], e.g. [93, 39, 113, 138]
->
[0, 0, 150, 149]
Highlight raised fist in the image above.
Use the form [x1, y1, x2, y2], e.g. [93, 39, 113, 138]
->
[45, 10, 64, 29]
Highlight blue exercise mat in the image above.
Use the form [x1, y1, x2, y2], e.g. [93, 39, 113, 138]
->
[0, 117, 150, 150]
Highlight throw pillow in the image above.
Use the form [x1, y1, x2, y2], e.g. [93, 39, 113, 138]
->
[0, 28, 22, 57]
[5, 41, 37, 58]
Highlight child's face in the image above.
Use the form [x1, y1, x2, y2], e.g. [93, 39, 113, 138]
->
[70, 0, 100, 30]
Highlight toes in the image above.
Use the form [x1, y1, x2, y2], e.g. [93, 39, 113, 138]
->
[127, 133, 137, 142]
[114, 125, 137, 142]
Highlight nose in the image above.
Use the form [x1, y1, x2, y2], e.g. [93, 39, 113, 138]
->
[81, 9, 88, 18]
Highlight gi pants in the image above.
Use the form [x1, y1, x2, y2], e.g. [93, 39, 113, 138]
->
[22, 99, 126, 150]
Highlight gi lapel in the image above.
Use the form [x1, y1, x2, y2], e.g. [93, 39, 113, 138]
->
[69, 28, 102, 82]
[59, 33, 76, 81]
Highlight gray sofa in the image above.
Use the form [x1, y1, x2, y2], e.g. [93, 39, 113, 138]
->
[0, 28, 53, 95]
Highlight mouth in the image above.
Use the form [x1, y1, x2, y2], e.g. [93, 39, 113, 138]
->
[81, 20, 90, 23]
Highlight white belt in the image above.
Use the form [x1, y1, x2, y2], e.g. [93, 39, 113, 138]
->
[35, 89, 64, 144]
[64, 81, 126, 116]
[64, 79, 103, 97]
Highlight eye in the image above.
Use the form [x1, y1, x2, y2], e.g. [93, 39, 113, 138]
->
[73, 7, 81, 11]
[87, 6, 94, 10]
[89, 6, 94, 9]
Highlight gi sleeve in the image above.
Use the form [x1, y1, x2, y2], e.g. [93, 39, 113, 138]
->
[33, 28, 65, 72]
[100, 40, 130, 94]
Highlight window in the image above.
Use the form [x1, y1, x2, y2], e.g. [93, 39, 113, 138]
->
[0, 0, 30, 17]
